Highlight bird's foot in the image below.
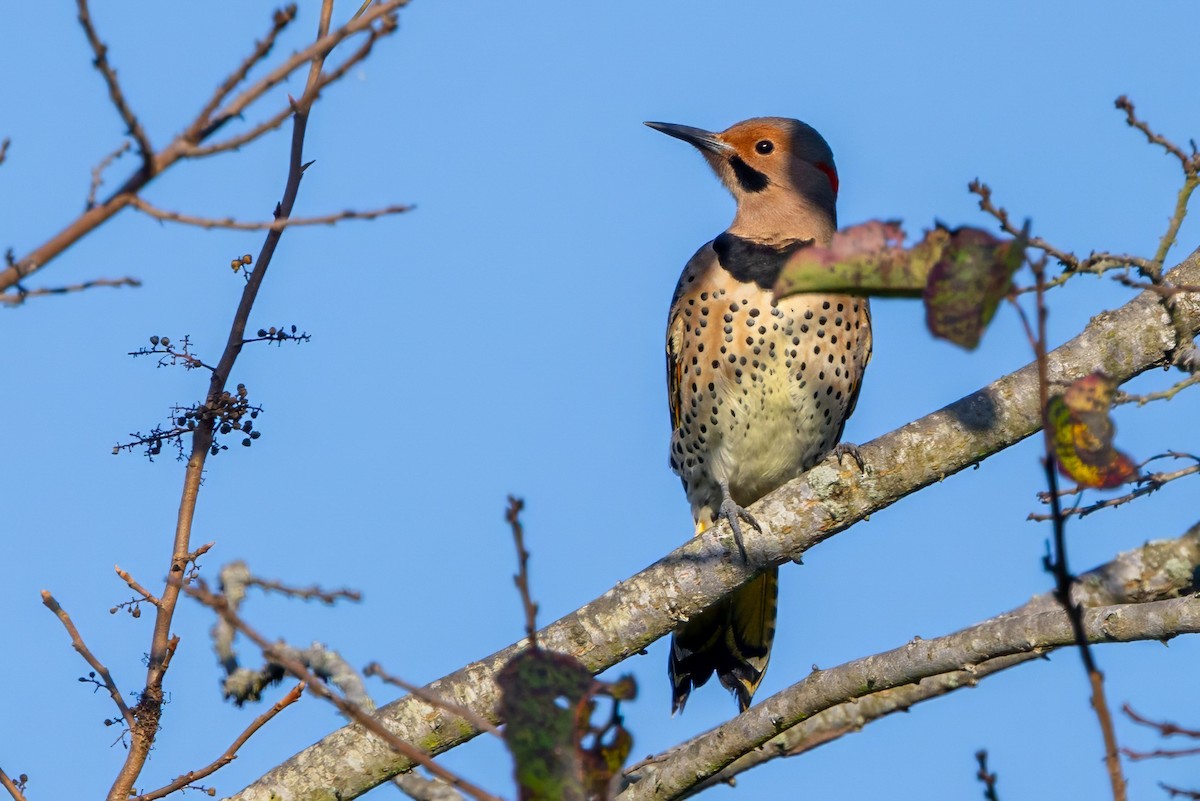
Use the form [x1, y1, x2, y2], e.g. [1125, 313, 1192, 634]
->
[832, 442, 870, 474]
[717, 492, 764, 561]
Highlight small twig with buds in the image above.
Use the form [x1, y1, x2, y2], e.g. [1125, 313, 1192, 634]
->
[0, 276, 141, 306]
[41, 590, 136, 729]
[115, 565, 161, 607]
[0, 768, 28, 801]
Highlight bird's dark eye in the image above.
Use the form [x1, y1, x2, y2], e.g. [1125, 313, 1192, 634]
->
[755, 140, 774, 155]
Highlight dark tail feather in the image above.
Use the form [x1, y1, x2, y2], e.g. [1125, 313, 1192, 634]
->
[669, 567, 779, 714]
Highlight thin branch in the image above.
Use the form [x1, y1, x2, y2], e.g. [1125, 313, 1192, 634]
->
[0, 276, 141, 306]
[183, 12, 397, 159]
[128, 195, 411, 231]
[1115, 95, 1199, 175]
[0, 137, 9, 167]
[363, 663, 503, 738]
[1114, 274, 1200, 298]
[246, 576, 362, 604]
[40, 590, 135, 729]
[1161, 783, 1200, 800]
[0, 769, 27, 801]
[1125, 704, 1200, 739]
[1118, 372, 1200, 405]
[969, 180, 1080, 270]
[115, 565, 162, 607]
[130, 683, 305, 801]
[1124, 745, 1200, 762]
[87, 142, 131, 209]
[1029, 462, 1200, 521]
[185, 579, 504, 801]
[183, 5, 299, 145]
[975, 750, 1000, 801]
[505, 496, 538, 646]
[75, 0, 154, 169]
[185, 1, 403, 145]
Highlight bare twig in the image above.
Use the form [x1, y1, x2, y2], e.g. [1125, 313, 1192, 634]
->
[970, 180, 1080, 270]
[1161, 783, 1200, 800]
[505, 496, 538, 646]
[1125, 704, 1200, 739]
[41, 591, 135, 729]
[186, 579, 503, 801]
[130, 683, 305, 801]
[1030, 462, 1200, 521]
[0, 769, 27, 801]
[245, 576, 362, 604]
[183, 5, 300, 145]
[0, 276, 141, 306]
[87, 142, 131, 209]
[128, 195, 411, 231]
[115, 565, 162, 607]
[184, 14, 396, 159]
[1118, 373, 1200, 405]
[75, 0, 154, 169]
[1115, 96, 1199, 175]
[0, 137, 9, 167]
[0, 0, 408, 296]
[1026, 257, 1126, 801]
[1124, 745, 1200, 762]
[1114, 274, 1200, 298]
[975, 750, 1000, 801]
[363, 663, 503, 738]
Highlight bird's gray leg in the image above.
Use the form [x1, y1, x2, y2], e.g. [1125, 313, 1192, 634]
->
[717, 480, 764, 561]
[832, 442, 870, 474]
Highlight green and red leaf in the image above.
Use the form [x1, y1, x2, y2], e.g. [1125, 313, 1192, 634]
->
[498, 647, 636, 801]
[773, 220, 1027, 350]
[1047, 372, 1138, 489]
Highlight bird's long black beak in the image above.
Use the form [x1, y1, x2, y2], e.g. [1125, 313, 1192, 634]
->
[644, 122, 731, 156]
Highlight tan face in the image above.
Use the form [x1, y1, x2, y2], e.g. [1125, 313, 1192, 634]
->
[704, 120, 839, 202]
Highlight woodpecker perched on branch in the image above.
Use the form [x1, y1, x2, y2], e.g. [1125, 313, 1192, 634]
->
[647, 117, 872, 713]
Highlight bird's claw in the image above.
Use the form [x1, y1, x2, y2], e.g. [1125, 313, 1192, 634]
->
[718, 496, 764, 561]
[833, 442, 870, 474]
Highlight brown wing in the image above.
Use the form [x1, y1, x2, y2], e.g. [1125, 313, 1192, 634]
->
[666, 309, 685, 433]
[842, 297, 873, 421]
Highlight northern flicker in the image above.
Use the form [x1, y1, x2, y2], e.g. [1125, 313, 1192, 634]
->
[647, 117, 872, 713]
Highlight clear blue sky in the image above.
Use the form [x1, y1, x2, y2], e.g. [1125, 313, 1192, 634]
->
[3, 1, 1200, 799]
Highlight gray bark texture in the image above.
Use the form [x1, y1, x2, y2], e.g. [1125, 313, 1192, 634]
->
[227, 248, 1200, 801]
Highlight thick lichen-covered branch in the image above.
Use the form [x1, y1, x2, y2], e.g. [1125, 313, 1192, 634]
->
[228, 247, 1200, 801]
